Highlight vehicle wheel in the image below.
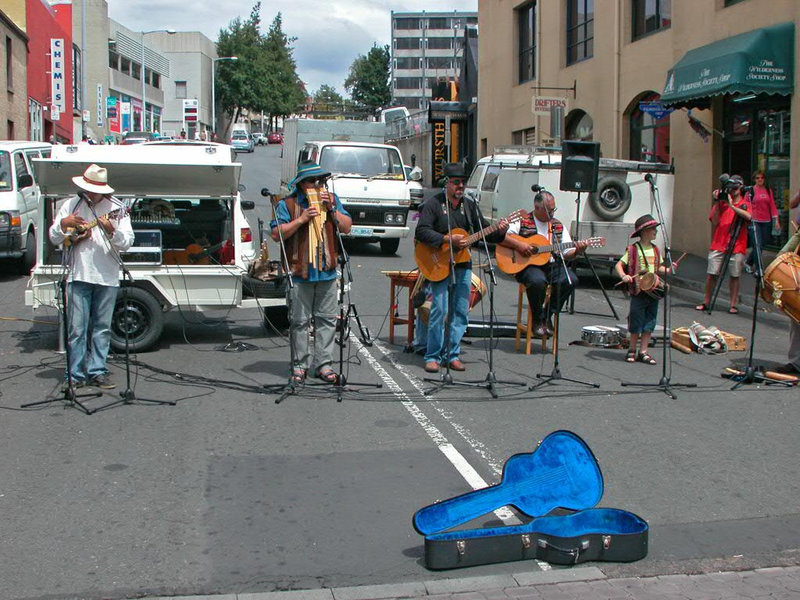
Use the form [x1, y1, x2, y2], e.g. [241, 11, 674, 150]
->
[380, 238, 400, 255]
[262, 305, 289, 331]
[17, 229, 35, 275]
[111, 287, 164, 352]
[588, 175, 632, 221]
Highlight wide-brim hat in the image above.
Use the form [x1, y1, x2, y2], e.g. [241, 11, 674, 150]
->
[631, 214, 660, 238]
[288, 161, 331, 193]
[72, 163, 114, 194]
[443, 162, 468, 179]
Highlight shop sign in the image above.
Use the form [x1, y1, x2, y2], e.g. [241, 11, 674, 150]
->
[531, 96, 568, 116]
[96, 85, 104, 127]
[50, 39, 66, 111]
[639, 101, 673, 121]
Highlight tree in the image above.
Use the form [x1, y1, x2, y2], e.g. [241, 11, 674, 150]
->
[344, 44, 391, 111]
[312, 84, 344, 113]
[261, 14, 306, 119]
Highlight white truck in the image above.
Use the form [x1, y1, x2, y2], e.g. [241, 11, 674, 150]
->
[281, 118, 422, 255]
[465, 146, 675, 267]
[26, 143, 284, 352]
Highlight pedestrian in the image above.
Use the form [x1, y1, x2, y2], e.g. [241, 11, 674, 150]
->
[744, 170, 780, 273]
[772, 224, 800, 376]
[270, 161, 352, 385]
[615, 214, 674, 365]
[695, 174, 752, 314]
[49, 164, 134, 389]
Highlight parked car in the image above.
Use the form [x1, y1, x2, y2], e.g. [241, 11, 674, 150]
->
[267, 131, 283, 144]
[230, 132, 255, 153]
[252, 133, 267, 146]
[121, 131, 157, 145]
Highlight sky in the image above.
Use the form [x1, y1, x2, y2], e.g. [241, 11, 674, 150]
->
[106, 0, 478, 95]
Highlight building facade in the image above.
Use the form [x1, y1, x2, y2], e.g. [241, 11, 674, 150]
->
[0, 9, 29, 140]
[478, 0, 798, 257]
[391, 10, 478, 111]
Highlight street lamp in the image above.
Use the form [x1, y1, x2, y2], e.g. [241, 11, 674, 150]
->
[141, 28, 176, 132]
[212, 56, 238, 139]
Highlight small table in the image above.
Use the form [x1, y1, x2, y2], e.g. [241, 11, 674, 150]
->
[382, 270, 420, 347]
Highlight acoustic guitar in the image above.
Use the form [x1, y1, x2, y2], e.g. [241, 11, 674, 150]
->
[63, 207, 130, 247]
[415, 210, 524, 282]
[496, 233, 606, 274]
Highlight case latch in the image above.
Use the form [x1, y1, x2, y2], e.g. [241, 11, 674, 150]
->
[521, 534, 532, 549]
[456, 540, 466, 557]
[603, 535, 611, 550]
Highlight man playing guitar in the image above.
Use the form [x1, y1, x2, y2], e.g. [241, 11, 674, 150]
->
[499, 185, 588, 338]
[415, 163, 509, 373]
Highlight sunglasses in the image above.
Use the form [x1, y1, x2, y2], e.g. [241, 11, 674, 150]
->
[302, 177, 328, 185]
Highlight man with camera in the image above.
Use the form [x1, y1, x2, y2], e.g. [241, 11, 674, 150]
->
[695, 174, 752, 314]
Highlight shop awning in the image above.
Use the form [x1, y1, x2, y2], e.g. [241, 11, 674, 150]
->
[661, 22, 794, 108]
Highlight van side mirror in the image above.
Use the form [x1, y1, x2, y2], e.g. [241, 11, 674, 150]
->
[18, 174, 34, 189]
[240, 200, 255, 210]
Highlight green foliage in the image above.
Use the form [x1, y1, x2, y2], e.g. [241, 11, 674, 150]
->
[344, 44, 391, 111]
[313, 84, 344, 106]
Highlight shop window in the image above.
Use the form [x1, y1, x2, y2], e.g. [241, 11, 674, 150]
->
[567, 0, 594, 65]
[518, 2, 536, 84]
[632, 0, 671, 40]
[565, 109, 594, 141]
[628, 92, 670, 163]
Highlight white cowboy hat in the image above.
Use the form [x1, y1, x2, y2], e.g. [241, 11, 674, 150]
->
[72, 163, 114, 194]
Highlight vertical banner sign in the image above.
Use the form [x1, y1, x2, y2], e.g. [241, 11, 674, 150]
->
[107, 97, 120, 133]
[96, 84, 104, 127]
[120, 101, 131, 132]
[50, 39, 66, 112]
[431, 121, 446, 185]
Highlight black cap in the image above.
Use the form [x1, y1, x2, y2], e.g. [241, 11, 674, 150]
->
[443, 162, 468, 179]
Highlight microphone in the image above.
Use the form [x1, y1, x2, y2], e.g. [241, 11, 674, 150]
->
[260, 188, 272, 198]
[644, 173, 655, 185]
[531, 184, 544, 193]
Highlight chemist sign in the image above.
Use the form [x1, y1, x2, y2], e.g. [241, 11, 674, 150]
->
[50, 39, 66, 112]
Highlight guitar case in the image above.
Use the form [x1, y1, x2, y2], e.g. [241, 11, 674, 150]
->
[413, 430, 648, 570]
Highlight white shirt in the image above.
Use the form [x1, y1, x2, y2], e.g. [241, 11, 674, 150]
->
[506, 214, 575, 261]
[49, 194, 135, 286]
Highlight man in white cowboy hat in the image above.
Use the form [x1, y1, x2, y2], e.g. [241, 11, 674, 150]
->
[49, 163, 134, 390]
[270, 160, 352, 385]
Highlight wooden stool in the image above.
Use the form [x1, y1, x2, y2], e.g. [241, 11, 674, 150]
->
[515, 283, 557, 355]
[382, 270, 419, 346]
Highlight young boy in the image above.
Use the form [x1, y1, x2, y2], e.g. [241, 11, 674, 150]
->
[615, 214, 673, 365]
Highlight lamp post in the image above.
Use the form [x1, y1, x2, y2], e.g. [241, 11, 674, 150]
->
[141, 29, 176, 132]
[211, 56, 238, 139]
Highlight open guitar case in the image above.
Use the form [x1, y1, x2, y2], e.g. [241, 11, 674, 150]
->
[413, 430, 648, 570]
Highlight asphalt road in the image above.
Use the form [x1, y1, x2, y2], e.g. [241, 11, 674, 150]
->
[0, 145, 797, 600]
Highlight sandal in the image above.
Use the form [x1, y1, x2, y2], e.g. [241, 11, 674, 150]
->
[637, 352, 657, 365]
[728, 306, 739, 314]
[291, 368, 307, 384]
[317, 367, 338, 384]
[625, 350, 637, 363]
[695, 303, 707, 311]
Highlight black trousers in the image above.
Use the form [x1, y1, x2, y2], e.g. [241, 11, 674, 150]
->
[515, 262, 577, 322]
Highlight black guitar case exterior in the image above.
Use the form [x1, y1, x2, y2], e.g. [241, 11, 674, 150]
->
[413, 430, 648, 570]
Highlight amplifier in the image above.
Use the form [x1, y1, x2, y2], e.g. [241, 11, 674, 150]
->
[121, 229, 162, 265]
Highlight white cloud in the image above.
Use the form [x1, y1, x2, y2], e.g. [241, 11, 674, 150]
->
[106, 0, 477, 93]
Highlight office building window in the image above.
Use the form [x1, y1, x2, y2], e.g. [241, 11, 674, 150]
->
[427, 37, 453, 50]
[176, 81, 187, 99]
[131, 61, 141, 81]
[518, 2, 536, 84]
[427, 57, 452, 69]
[395, 37, 420, 49]
[512, 128, 537, 145]
[109, 50, 119, 70]
[629, 92, 670, 162]
[395, 57, 420, 70]
[427, 18, 449, 29]
[395, 18, 420, 30]
[395, 77, 421, 89]
[5, 36, 12, 90]
[632, 0, 671, 40]
[567, 0, 594, 65]
[120, 56, 131, 76]
[151, 72, 160, 89]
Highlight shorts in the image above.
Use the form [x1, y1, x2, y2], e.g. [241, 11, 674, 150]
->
[706, 250, 744, 277]
[628, 293, 659, 334]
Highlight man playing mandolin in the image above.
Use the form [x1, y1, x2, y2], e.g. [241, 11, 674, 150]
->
[415, 163, 509, 373]
[500, 186, 588, 338]
[49, 163, 134, 390]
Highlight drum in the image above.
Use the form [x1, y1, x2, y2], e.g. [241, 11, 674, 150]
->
[419, 274, 487, 324]
[638, 271, 666, 299]
[581, 325, 622, 347]
[761, 252, 800, 323]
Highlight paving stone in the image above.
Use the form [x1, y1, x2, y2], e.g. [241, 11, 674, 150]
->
[425, 576, 518, 595]
[239, 591, 333, 600]
[331, 581, 427, 600]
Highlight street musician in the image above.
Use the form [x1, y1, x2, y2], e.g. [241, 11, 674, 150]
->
[270, 161, 352, 385]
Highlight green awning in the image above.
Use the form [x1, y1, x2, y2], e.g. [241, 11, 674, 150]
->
[661, 22, 794, 108]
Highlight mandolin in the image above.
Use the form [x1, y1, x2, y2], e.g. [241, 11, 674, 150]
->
[415, 210, 524, 282]
[63, 207, 129, 248]
[495, 233, 606, 274]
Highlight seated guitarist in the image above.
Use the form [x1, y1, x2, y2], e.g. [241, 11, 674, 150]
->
[415, 163, 509, 373]
[500, 186, 587, 338]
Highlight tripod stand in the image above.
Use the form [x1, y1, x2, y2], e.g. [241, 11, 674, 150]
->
[530, 251, 599, 392]
[621, 176, 695, 399]
[22, 273, 102, 413]
[706, 193, 747, 315]
[92, 269, 175, 411]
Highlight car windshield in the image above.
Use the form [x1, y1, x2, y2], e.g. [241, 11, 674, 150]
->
[319, 146, 404, 178]
[0, 152, 11, 191]
[232, 133, 248, 138]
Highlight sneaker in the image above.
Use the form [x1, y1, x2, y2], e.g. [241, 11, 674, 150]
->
[744, 264, 753, 274]
[89, 374, 116, 390]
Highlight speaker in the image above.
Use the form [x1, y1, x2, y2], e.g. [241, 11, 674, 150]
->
[560, 140, 600, 192]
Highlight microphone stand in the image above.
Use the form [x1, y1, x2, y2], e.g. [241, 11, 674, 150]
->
[22, 267, 101, 413]
[621, 177, 696, 399]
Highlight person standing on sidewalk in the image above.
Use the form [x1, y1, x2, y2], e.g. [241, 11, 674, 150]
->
[695, 174, 752, 314]
[744, 170, 780, 273]
[49, 164, 134, 390]
[773, 226, 800, 376]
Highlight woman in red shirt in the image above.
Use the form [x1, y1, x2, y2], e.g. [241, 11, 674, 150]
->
[744, 170, 780, 273]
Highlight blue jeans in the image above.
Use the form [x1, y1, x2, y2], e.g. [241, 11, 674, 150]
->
[425, 267, 471, 363]
[746, 221, 773, 270]
[67, 281, 118, 383]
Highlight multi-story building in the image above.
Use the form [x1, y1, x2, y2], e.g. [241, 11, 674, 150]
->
[478, 0, 798, 257]
[1, 9, 29, 140]
[390, 10, 478, 111]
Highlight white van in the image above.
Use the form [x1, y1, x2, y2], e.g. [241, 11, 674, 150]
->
[26, 143, 284, 351]
[466, 146, 675, 265]
[0, 141, 52, 273]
